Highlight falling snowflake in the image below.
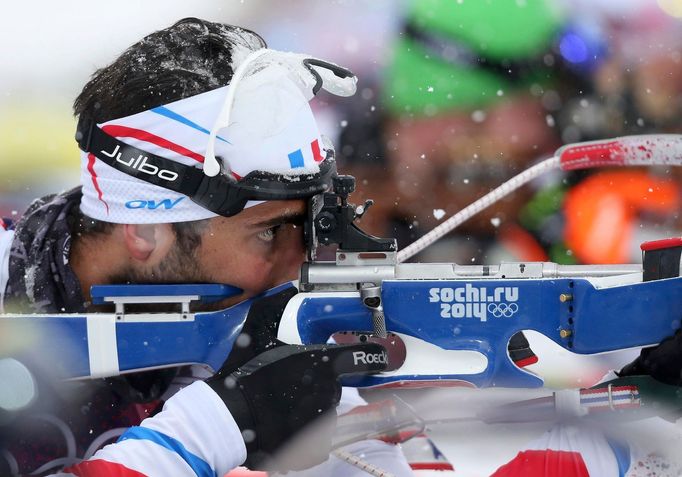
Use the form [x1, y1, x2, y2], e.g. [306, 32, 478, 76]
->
[471, 110, 486, 123]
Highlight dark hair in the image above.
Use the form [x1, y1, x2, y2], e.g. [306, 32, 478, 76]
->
[74, 17, 266, 124]
[71, 18, 265, 246]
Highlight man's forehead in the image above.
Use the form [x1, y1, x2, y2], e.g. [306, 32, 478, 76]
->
[242, 199, 307, 223]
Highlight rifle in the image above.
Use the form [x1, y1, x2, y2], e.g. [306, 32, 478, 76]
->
[280, 134, 682, 388]
[2, 135, 682, 392]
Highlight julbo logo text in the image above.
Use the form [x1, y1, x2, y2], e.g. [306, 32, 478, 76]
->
[353, 351, 388, 366]
[429, 284, 519, 322]
[101, 145, 179, 182]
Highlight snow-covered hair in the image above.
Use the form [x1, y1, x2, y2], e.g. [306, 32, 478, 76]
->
[74, 17, 266, 129]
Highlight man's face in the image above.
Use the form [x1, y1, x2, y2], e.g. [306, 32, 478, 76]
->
[122, 199, 308, 310]
[185, 199, 308, 307]
[196, 199, 308, 304]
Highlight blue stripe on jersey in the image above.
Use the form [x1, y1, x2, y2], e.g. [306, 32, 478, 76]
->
[606, 438, 631, 477]
[118, 426, 216, 477]
[151, 106, 231, 144]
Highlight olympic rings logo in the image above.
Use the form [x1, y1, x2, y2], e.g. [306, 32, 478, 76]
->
[487, 303, 519, 318]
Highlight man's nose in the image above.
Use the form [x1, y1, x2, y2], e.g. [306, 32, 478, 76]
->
[273, 224, 306, 284]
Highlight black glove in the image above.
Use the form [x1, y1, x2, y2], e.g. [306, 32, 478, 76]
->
[220, 286, 298, 374]
[619, 327, 682, 386]
[207, 341, 388, 471]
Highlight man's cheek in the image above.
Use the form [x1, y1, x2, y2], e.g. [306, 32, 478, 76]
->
[274, 244, 305, 281]
[239, 258, 277, 292]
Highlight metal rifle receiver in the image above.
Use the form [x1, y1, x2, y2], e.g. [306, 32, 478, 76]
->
[302, 174, 398, 339]
[303, 175, 397, 264]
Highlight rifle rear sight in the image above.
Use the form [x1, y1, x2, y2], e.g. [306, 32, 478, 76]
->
[304, 174, 397, 264]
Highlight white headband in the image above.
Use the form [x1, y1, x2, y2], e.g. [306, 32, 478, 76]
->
[80, 48, 357, 224]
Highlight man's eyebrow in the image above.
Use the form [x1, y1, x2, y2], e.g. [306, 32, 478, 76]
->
[251, 211, 306, 228]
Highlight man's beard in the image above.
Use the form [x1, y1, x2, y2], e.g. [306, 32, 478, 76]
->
[119, 239, 207, 282]
[100, 242, 232, 313]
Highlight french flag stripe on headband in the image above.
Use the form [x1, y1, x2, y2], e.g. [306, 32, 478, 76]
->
[311, 139, 324, 162]
[102, 125, 205, 163]
[88, 153, 110, 215]
[288, 149, 305, 168]
[151, 106, 231, 144]
[288, 140, 324, 168]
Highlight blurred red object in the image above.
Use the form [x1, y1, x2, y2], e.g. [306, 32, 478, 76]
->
[564, 170, 679, 264]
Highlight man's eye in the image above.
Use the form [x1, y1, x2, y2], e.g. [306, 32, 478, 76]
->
[257, 225, 281, 243]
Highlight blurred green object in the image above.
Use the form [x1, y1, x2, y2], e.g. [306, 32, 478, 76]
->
[519, 184, 566, 231]
[518, 184, 578, 264]
[384, 0, 563, 115]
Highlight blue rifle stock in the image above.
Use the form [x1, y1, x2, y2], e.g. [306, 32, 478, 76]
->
[281, 262, 682, 388]
[6, 263, 678, 389]
[0, 283, 291, 380]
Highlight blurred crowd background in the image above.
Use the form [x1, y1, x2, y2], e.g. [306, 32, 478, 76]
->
[2, 0, 682, 266]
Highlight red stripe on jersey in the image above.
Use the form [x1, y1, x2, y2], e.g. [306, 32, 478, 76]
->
[492, 449, 589, 477]
[64, 459, 148, 477]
